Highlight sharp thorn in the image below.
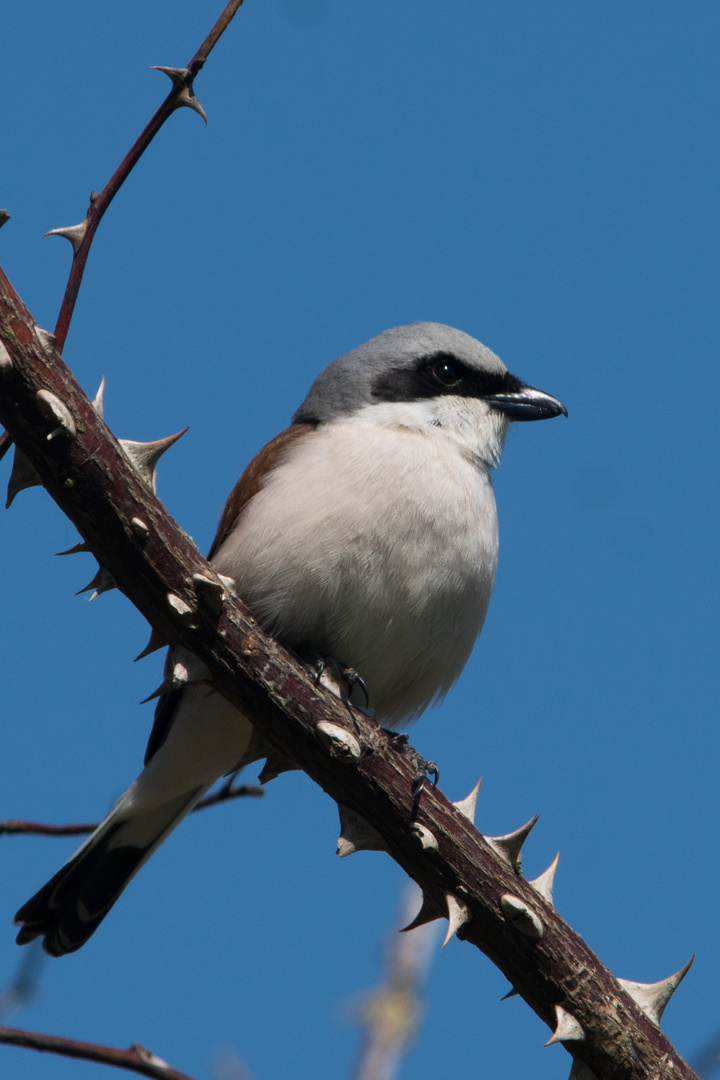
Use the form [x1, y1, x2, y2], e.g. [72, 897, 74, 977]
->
[150, 65, 190, 89]
[140, 679, 173, 705]
[0, 210, 10, 229]
[43, 221, 87, 253]
[92, 377, 105, 418]
[55, 541, 91, 556]
[6, 448, 42, 507]
[452, 778, 482, 825]
[617, 957, 694, 1026]
[399, 892, 444, 933]
[257, 753, 299, 784]
[529, 852, 560, 907]
[336, 804, 385, 857]
[76, 564, 116, 599]
[442, 892, 471, 947]
[500, 986, 519, 1001]
[120, 428, 188, 492]
[545, 1004, 585, 1046]
[134, 626, 167, 662]
[485, 814, 539, 870]
[175, 86, 208, 125]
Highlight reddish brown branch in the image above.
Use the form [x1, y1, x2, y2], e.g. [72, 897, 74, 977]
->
[52, 0, 245, 353]
[0, 782, 263, 838]
[0, 1026, 197, 1080]
[0, 272, 700, 1080]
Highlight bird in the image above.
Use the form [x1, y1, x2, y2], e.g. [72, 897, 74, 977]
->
[14, 322, 566, 956]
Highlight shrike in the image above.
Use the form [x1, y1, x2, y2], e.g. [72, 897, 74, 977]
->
[14, 322, 566, 956]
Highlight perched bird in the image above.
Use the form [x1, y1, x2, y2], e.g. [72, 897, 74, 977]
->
[14, 322, 566, 956]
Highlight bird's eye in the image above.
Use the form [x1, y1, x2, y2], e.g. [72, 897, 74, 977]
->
[432, 360, 461, 387]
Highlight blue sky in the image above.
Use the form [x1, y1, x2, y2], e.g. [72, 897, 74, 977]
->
[1, 3, 720, 1078]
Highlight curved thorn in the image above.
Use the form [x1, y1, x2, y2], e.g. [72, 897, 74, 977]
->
[399, 892, 443, 933]
[43, 221, 88, 254]
[134, 626, 167, 662]
[453, 778, 482, 825]
[140, 679, 173, 705]
[150, 65, 190, 88]
[119, 427, 188, 492]
[442, 892, 471, 947]
[617, 957, 694, 1026]
[175, 86, 208, 125]
[0, 210, 10, 229]
[545, 1004, 585, 1045]
[529, 852, 560, 907]
[55, 541, 91, 557]
[486, 814, 539, 869]
[6, 449, 41, 507]
[336, 804, 385, 857]
[76, 564, 116, 601]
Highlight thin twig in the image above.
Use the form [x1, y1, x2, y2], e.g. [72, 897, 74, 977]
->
[53, 0, 245, 352]
[0, 782, 263, 838]
[0, 1026, 198, 1080]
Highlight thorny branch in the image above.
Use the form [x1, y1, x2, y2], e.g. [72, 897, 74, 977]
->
[0, 0, 245, 465]
[0, 268, 700, 1080]
[0, 781, 264, 837]
[0, 1026, 198, 1080]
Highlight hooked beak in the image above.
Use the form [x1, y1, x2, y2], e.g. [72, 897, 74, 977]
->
[485, 383, 568, 422]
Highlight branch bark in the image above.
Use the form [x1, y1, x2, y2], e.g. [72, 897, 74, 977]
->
[0, 1026, 198, 1080]
[0, 269, 699, 1080]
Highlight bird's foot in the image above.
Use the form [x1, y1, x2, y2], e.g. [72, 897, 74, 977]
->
[383, 730, 439, 803]
[304, 653, 373, 716]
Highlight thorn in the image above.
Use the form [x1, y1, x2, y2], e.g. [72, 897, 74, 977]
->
[119, 428, 188, 492]
[0, 340, 13, 373]
[131, 517, 149, 541]
[336, 804, 385, 857]
[43, 220, 87, 254]
[442, 892, 471, 947]
[485, 814, 539, 870]
[140, 679, 173, 705]
[529, 852, 559, 907]
[192, 572, 227, 612]
[171, 646, 210, 688]
[55, 541, 91, 556]
[399, 891, 444, 933]
[35, 328, 57, 358]
[134, 626, 167, 662]
[166, 592, 194, 620]
[499, 894, 544, 940]
[545, 1004, 585, 1045]
[411, 823, 439, 852]
[500, 986, 519, 1001]
[175, 86, 208, 125]
[317, 721, 361, 762]
[452, 778, 482, 825]
[0, 210, 10, 229]
[76, 564, 116, 601]
[6, 449, 41, 507]
[92, 377, 105, 418]
[617, 958, 694, 1026]
[36, 389, 75, 439]
[257, 753, 299, 784]
[150, 65, 190, 88]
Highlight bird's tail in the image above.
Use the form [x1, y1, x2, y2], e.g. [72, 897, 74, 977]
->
[14, 786, 204, 957]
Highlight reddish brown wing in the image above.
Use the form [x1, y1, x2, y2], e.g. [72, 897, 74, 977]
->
[207, 421, 318, 561]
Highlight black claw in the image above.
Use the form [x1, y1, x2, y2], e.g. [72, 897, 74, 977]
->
[339, 666, 370, 709]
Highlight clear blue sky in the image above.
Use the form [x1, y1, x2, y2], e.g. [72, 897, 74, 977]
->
[2, 3, 719, 1078]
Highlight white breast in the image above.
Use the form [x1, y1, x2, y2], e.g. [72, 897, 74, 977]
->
[213, 406, 500, 725]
